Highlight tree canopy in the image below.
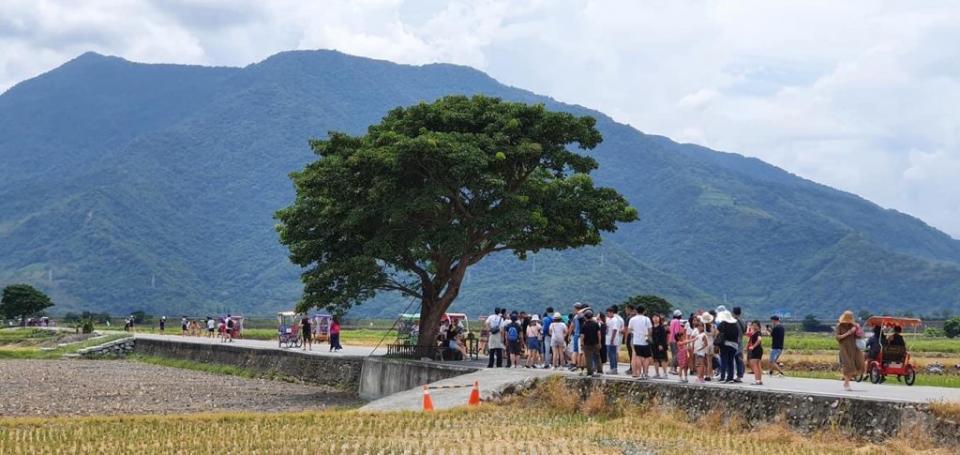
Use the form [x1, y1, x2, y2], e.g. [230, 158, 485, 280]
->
[276, 95, 637, 345]
[1, 284, 53, 325]
[623, 295, 675, 318]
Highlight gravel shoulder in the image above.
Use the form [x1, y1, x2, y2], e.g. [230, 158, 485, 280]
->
[0, 359, 361, 417]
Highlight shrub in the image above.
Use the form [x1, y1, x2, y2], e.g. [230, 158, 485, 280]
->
[923, 327, 945, 337]
[944, 317, 960, 339]
[80, 319, 95, 334]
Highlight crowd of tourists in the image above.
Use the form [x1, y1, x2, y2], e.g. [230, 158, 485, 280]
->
[156, 315, 240, 342]
[482, 303, 787, 386]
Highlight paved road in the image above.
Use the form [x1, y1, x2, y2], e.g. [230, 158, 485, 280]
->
[132, 332, 386, 357]
[130, 333, 960, 410]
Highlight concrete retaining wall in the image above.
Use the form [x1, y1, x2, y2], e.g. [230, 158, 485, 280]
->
[548, 376, 960, 445]
[77, 337, 135, 358]
[134, 338, 363, 390]
[359, 357, 476, 400]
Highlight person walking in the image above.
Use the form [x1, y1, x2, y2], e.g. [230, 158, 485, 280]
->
[485, 308, 505, 368]
[605, 307, 623, 374]
[549, 312, 567, 369]
[627, 305, 653, 379]
[768, 315, 785, 376]
[301, 316, 313, 351]
[329, 317, 343, 351]
[836, 310, 865, 391]
[668, 310, 683, 375]
[747, 321, 763, 385]
[580, 311, 602, 376]
[716, 309, 739, 383]
[159, 316, 166, 334]
[651, 314, 669, 379]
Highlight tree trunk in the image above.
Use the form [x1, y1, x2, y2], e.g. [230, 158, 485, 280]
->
[417, 298, 444, 352]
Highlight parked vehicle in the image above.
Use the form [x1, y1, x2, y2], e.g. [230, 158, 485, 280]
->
[277, 311, 302, 349]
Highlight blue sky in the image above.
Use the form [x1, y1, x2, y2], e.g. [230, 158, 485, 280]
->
[2, 0, 958, 237]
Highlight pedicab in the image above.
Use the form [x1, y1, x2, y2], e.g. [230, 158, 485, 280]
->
[865, 316, 922, 386]
[277, 311, 302, 349]
[313, 314, 332, 343]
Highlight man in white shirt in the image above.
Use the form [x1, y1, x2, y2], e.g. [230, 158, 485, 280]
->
[627, 305, 653, 379]
[486, 307, 505, 368]
[605, 306, 624, 374]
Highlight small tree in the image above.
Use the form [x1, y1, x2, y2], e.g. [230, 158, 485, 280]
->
[276, 96, 637, 347]
[944, 317, 960, 339]
[801, 314, 822, 332]
[1, 284, 54, 326]
[623, 295, 673, 318]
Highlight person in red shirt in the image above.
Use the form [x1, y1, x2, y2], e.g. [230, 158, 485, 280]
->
[329, 317, 343, 352]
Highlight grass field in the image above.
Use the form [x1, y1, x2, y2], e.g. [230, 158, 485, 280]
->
[762, 332, 960, 353]
[0, 396, 949, 454]
[0, 329, 130, 359]
[112, 326, 398, 346]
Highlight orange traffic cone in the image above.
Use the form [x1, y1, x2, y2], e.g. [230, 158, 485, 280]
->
[422, 386, 434, 412]
[467, 381, 481, 406]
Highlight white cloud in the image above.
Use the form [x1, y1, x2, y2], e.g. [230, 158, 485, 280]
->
[1, 0, 959, 237]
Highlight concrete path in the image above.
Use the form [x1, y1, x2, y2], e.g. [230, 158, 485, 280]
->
[132, 332, 386, 357]
[129, 333, 960, 409]
[361, 364, 960, 412]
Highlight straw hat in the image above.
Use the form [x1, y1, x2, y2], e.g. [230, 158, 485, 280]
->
[838, 311, 855, 324]
[699, 313, 714, 324]
[553, 312, 563, 320]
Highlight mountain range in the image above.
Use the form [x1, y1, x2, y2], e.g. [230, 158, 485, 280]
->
[2, 50, 958, 319]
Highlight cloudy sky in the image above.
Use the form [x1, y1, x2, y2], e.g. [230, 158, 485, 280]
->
[2, 0, 959, 237]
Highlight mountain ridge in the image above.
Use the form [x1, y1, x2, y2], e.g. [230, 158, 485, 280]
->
[1, 49, 958, 318]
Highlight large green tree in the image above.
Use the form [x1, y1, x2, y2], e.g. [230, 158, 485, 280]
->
[1, 284, 54, 326]
[623, 295, 674, 318]
[276, 95, 637, 346]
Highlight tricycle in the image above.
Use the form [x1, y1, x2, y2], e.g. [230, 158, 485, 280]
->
[865, 316, 922, 386]
[277, 311, 302, 349]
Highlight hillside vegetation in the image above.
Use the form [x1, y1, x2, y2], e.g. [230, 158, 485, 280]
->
[1, 50, 959, 318]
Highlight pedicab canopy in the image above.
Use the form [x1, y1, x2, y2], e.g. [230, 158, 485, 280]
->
[865, 316, 923, 329]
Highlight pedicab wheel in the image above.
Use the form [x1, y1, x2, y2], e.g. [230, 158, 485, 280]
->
[279, 336, 283, 348]
[869, 364, 883, 384]
[904, 366, 916, 386]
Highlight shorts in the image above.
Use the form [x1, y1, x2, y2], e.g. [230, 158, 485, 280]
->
[551, 339, 566, 349]
[748, 348, 762, 361]
[634, 345, 652, 358]
[526, 337, 540, 351]
[696, 354, 708, 368]
[652, 346, 668, 361]
[572, 336, 580, 353]
[208, 328, 214, 333]
[507, 341, 522, 355]
[769, 348, 783, 364]
[303, 332, 312, 341]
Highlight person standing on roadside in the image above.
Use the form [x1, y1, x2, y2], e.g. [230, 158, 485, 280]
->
[768, 315, 785, 376]
[485, 307, 504, 368]
[650, 314, 669, 379]
[627, 305, 653, 379]
[505, 312, 524, 368]
[568, 303, 586, 372]
[624, 305, 637, 375]
[716, 309, 739, 383]
[580, 311, 602, 376]
[542, 307, 554, 369]
[300, 316, 313, 351]
[605, 307, 623, 374]
[159, 316, 166, 334]
[329, 317, 343, 351]
[549, 312, 567, 369]
[525, 315, 542, 368]
[668, 310, 683, 375]
[732, 307, 746, 382]
[747, 320, 763, 385]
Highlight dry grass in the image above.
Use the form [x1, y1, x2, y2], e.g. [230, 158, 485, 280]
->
[928, 400, 960, 420]
[0, 380, 955, 455]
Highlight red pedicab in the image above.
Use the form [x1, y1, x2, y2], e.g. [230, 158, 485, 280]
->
[865, 316, 922, 386]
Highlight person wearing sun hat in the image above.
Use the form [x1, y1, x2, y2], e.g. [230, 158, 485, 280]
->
[716, 308, 739, 383]
[836, 310, 864, 391]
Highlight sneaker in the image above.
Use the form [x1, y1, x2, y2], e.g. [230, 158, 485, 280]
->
[732, 379, 743, 383]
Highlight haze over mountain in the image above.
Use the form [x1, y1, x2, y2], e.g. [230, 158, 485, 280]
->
[2, 50, 958, 318]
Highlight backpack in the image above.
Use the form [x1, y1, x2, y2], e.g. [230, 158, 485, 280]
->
[227, 319, 234, 329]
[489, 316, 501, 335]
[506, 323, 520, 342]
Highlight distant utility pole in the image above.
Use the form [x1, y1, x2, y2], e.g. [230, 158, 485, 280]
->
[151, 274, 156, 289]
[48, 270, 53, 282]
